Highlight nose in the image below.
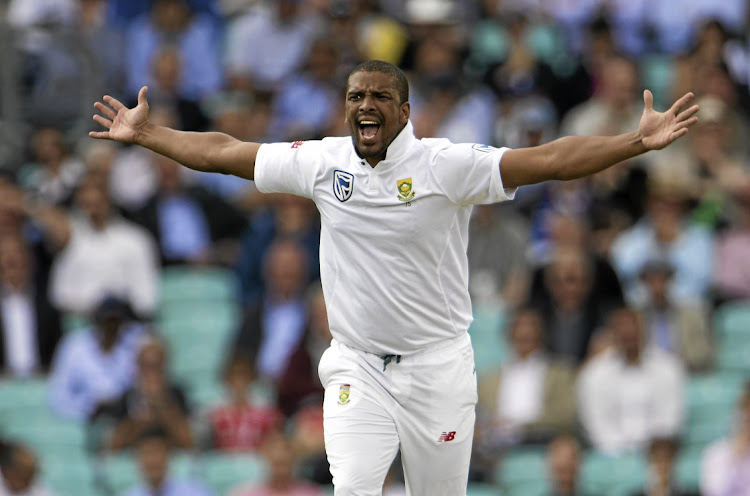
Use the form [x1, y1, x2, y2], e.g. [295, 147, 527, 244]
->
[358, 94, 376, 112]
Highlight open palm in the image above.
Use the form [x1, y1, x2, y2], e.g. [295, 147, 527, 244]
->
[639, 90, 700, 151]
[89, 86, 150, 144]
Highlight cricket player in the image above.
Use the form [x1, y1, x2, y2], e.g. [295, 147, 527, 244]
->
[90, 61, 699, 495]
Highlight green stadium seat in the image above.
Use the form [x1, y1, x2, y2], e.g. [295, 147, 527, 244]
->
[640, 55, 675, 109]
[160, 267, 239, 303]
[202, 452, 267, 496]
[40, 451, 96, 496]
[581, 452, 646, 495]
[469, 305, 508, 374]
[467, 482, 504, 496]
[0, 378, 49, 414]
[684, 372, 743, 448]
[97, 451, 197, 495]
[1, 413, 87, 451]
[675, 447, 703, 492]
[495, 446, 547, 495]
[714, 303, 750, 373]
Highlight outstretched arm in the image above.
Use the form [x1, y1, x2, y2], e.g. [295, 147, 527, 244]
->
[90, 87, 260, 180]
[500, 90, 700, 189]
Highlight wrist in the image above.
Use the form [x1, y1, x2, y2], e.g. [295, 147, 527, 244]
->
[134, 121, 155, 146]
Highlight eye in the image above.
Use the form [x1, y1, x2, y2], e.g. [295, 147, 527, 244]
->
[348, 94, 361, 101]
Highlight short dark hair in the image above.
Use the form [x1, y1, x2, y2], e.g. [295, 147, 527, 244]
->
[348, 60, 409, 104]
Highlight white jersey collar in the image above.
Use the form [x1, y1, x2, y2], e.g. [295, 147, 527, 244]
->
[351, 120, 417, 170]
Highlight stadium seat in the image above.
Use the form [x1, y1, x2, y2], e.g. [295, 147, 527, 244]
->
[467, 482, 506, 495]
[0, 378, 49, 415]
[713, 302, 750, 374]
[495, 446, 548, 495]
[684, 372, 743, 448]
[201, 452, 267, 495]
[159, 266, 239, 303]
[97, 451, 196, 495]
[640, 55, 675, 109]
[675, 446, 703, 492]
[581, 452, 646, 495]
[40, 451, 96, 496]
[1, 413, 87, 451]
[469, 305, 508, 374]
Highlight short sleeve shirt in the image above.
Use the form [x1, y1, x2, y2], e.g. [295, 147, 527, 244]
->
[254, 122, 515, 355]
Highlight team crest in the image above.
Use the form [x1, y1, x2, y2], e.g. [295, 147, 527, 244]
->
[333, 170, 354, 202]
[338, 384, 351, 405]
[396, 177, 415, 202]
[472, 143, 497, 153]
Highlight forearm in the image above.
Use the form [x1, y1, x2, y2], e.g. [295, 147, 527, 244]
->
[548, 132, 647, 180]
[136, 123, 258, 179]
[502, 131, 648, 187]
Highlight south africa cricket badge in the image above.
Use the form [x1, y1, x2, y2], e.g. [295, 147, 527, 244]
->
[396, 177, 415, 202]
[338, 384, 351, 405]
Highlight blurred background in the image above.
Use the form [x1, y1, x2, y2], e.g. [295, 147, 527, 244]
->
[0, 0, 749, 495]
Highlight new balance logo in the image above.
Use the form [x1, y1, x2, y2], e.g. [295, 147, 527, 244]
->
[437, 431, 456, 443]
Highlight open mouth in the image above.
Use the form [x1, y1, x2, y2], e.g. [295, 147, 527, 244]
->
[358, 120, 381, 143]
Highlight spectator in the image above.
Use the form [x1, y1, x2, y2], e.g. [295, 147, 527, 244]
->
[140, 46, 210, 132]
[105, 338, 193, 451]
[631, 437, 699, 496]
[578, 307, 685, 454]
[560, 55, 641, 139]
[236, 194, 319, 306]
[208, 354, 281, 453]
[0, 235, 62, 376]
[701, 381, 750, 496]
[636, 258, 713, 372]
[0, 441, 56, 496]
[76, 0, 126, 97]
[48, 296, 145, 421]
[129, 152, 247, 266]
[233, 238, 310, 381]
[17, 128, 84, 206]
[124, 0, 222, 100]
[544, 434, 586, 496]
[276, 283, 330, 418]
[48, 176, 159, 318]
[467, 203, 530, 309]
[610, 176, 714, 306]
[477, 307, 577, 447]
[225, 0, 322, 92]
[535, 246, 609, 365]
[227, 431, 323, 496]
[269, 37, 342, 141]
[121, 428, 214, 496]
[715, 187, 750, 302]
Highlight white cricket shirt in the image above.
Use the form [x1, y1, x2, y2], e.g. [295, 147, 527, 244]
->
[255, 121, 515, 355]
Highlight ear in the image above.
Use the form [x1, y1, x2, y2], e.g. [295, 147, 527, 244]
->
[400, 102, 410, 124]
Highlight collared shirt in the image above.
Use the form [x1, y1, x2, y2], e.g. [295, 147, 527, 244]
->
[255, 121, 515, 355]
[577, 348, 685, 454]
[1, 290, 39, 376]
[49, 216, 158, 317]
[157, 195, 210, 260]
[497, 352, 547, 426]
[121, 478, 214, 496]
[48, 324, 144, 421]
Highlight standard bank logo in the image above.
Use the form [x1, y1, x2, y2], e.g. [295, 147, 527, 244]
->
[472, 143, 497, 153]
[333, 170, 354, 202]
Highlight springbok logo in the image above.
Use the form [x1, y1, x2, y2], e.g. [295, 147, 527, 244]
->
[396, 177, 415, 202]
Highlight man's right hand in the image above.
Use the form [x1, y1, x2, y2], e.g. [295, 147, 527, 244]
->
[89, 86, 150, 144]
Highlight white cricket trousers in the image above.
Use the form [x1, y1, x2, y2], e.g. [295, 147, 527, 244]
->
[318, 333, 477, 496]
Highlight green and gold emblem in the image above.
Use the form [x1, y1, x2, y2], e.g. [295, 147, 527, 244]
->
[397, 177, 415, 202]
[338, 384, 351, 405]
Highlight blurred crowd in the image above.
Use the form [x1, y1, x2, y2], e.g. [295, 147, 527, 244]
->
[0, 0, 749, 495]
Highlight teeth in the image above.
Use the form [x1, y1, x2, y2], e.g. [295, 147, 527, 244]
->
[359, 121, 379, 125]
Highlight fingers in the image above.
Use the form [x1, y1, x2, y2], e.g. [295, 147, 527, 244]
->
[669, 92, 694, 115]
[671, 128, 689, 141]
[643, 89, 653, 110]
[675, 116, 699, 131]
[94, 101, 117, 120]
[676, 104, 700, 122]
[103, 94, 126, 111]
[93, 114, 113, 129]
[89, 131, 111, 140]
[137, 86, 149, 106]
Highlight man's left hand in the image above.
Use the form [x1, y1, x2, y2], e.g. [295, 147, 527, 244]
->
[639, 90, 700, 150]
